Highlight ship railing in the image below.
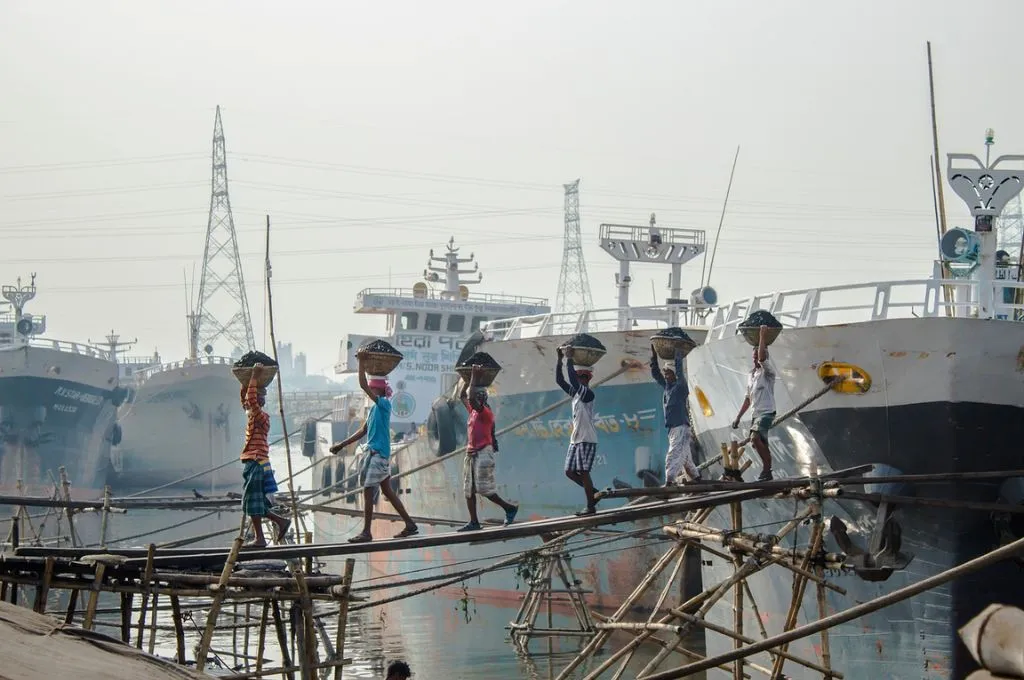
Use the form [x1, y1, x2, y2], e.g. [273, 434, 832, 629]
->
[356, 287, 548, 307]
[482, 304, 716, 340]
[134, 355, 236, 380]
[0, 336, 114, 358]
[707, 278, 1024, 340]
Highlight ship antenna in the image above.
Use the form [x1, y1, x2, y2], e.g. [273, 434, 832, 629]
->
[702, 145, 740, 288]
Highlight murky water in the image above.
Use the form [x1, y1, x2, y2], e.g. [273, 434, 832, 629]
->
[18, 448, 705, 679]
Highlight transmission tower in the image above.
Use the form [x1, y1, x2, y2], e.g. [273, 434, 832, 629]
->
[555, 179, 593, 315]
[997, 194, 1024, 261]
[194, 106, 255, 357]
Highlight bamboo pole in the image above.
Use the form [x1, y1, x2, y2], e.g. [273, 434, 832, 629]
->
[82, 563, 107, 631]
[196, 513, 248, 672]
[58, 467, 79, 547]
[641, 529, 1024, 679]
[731, 500, 743, 680]
[170, 595, 186, 664]
[264, 214, 302, 542]
[99, 485, 111, 549]
[334, 559, 355, 680]
[271, 600, 295, 680]
[135, 543, 156, 649]
[148, 592, 159, 655]
[256, 600, 270, 675]
[32, 556, 54, 614]
[120, 593, 134, 643]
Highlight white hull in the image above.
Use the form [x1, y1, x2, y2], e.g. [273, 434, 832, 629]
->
[0, 344, 118, 496]
[113, 361, 244, 491]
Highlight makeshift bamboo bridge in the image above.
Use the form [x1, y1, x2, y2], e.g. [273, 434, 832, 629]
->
[3, 457, 1024, 678]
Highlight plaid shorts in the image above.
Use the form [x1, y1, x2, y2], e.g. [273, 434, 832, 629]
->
[261, 460, 279, 496]
[242, 460, 271, 517]
[564, 442, 597, 473]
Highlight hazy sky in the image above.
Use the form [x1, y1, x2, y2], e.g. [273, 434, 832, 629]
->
[1, 1, 1021, 376]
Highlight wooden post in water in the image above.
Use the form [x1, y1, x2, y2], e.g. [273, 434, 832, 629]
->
[170, 595, 186, 664]
[731, 500, 744, 680]
[135, 544, 156, 649]
[33, 556, 54, 614]
[334, 558, 355, 680]
[256, 600, 271, 675]
[82, 563, 107, 631]
[271, 600, 296, 680]
[196, 514, 247, 672]
[99, 485, 112, 549]
[58, 467, 79, 547]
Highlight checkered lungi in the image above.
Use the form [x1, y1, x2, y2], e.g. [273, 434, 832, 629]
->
[564, 442, 597, 473]
[242, 459, 271, 517]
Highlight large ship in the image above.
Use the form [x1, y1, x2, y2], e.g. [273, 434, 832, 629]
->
[310, 227, 713, 609]
[311, 147, 1024, 678]
[109, 312, 245, 493]
[0, 275, 124, 498]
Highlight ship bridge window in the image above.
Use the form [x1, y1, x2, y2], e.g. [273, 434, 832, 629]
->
[471, 316, 488, 332]
[425, 313, 442, 331]
[447, 315, 466, 333]
[400, 312, 419, 330]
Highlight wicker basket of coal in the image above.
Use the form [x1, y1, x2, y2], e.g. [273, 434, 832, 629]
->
[650, 327, 698, 360]
[737, 310, 783, 347]
[356, 339, 404, 376]
[558, 333, 607, 367]
[455, 351, 502, 388]
[232, 351, 279, 387]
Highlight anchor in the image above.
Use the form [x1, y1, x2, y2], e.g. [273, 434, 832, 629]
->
[829, 499, 914, 582]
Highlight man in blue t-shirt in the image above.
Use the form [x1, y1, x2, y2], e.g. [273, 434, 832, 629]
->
[330, 355, 418, 543]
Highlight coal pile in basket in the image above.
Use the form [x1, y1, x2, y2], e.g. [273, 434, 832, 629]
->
[233, 351, 278, 368]
[457, 352, 502, 370]
[737, 310, 783, 346]
[563, 334, 606, 352]
[650, 327, 697, 360]
[357, 339, 403, 357]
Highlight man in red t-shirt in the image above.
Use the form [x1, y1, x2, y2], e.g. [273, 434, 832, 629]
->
[456, 365, 519, 532]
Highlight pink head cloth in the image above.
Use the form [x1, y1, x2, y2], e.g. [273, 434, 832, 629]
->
[368, 377, 392, 397]
[575, 366, 593, 376]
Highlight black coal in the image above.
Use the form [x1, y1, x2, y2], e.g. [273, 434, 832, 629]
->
[739, 310, 782, 329]
[358, 339, 403, 357]
[563, 333, 606, 351]
[651, 327, 695, 344]
[457, 351, 502, 370]
[233, 351, 278, 368]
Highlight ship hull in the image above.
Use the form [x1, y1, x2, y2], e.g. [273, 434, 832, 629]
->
[0, 345, 118, 498]
[685, 316, 1024, 678]
[112, 362, 244, 492]
[313, 330, 707, 612]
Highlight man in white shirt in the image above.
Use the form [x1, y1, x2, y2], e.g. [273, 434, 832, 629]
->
[730, 325, 775, 482]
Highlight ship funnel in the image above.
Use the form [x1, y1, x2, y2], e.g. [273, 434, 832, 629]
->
[939, 227, 980, 263]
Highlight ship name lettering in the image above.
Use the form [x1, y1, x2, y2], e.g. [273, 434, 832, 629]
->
[53, 387, 103, 406]
[52, 403, 78, 413]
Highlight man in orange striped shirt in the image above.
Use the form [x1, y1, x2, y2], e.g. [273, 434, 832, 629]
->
[240, 364, 290, 547]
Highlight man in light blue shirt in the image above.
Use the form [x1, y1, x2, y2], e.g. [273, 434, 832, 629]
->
[330, 355, 418, 543]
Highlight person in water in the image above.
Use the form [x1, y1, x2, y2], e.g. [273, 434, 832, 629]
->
[456, 364, 519, 532]
[731, 325, 776, 482]
[385, 660, 411, 679]
[239, 364, 290, 548]
[650, 344, 701, 485]
[555, 347, 600, 516]
[330, 355, 418, 543]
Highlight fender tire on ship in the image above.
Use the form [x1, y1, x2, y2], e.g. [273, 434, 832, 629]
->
[110, 386, 129, 407]
[427, 397, 458, 456]
[109, 423, 122, 446]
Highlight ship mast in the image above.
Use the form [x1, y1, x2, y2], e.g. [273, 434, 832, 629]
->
[944, 139, 1024, 319]
[2, 274, 37, 329]
[94, 330, 138, 364]
[424, 236, 482, 298]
